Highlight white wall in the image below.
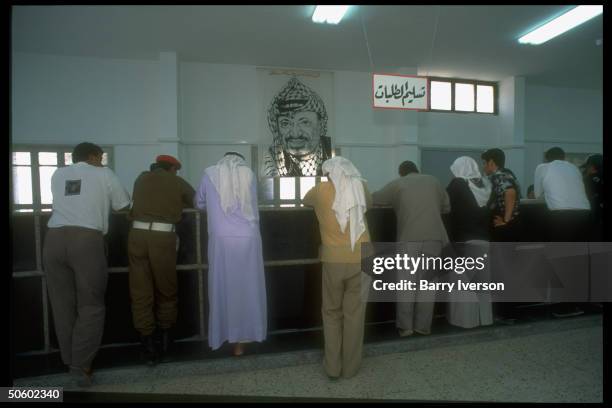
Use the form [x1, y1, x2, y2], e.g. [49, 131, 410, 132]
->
[11, 52, 163, 190]
[333, 70, 419, 191]
[179, 62, 258, 187]
[12, 53, 160, 144]
[522, 84, 603, 190]
[180, 62, 258, 144]
[417, 112, 501, 147]
[525, 84, 602, 144]
[11, 52, 603, 196]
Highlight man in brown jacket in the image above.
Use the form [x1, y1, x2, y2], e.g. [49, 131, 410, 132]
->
[128, 155, 195, 365]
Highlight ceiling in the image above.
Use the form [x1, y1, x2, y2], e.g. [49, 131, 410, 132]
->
[11, 5, 603, 89]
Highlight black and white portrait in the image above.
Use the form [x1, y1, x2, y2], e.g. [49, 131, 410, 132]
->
[259, 73, 333, 177]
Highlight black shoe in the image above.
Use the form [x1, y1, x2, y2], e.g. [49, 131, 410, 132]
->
[494, 316, 517, 325]
[552, 305, 584, 318]
[140, 334, 158, 366]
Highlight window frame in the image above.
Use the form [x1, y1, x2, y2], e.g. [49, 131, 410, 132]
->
[427, 77, 498, 115]
[257, 146, 339, 207]
[259, 176, 329, 207]
[10, 145, 114, 212]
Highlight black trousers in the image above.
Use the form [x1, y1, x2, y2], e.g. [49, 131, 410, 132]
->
[490, 217, 522, 243]
[547, 210, 592, 313]
[490, 218, 523, 318]
[548, 210, 591, 242]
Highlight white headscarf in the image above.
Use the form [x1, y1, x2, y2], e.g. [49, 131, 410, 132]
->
[322, 156, 367, 251]
[205, 154, 257, 224]
[450, 156, 492, 207]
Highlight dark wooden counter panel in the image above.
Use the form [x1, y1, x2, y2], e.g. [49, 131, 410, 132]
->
[9, 201, 583, 353]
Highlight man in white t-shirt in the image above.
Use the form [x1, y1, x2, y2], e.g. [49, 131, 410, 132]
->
[42, 142, 131, 386]
[534, 147, 591, 242]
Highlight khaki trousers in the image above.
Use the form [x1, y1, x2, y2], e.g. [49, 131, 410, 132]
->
[43, 227, 108, 370]
[321, 262, 368, 378]
[396, 242, 442, 335]
[128, 228, 178, 336]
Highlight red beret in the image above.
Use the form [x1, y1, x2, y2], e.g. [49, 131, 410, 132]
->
[156, 155, 182, 170]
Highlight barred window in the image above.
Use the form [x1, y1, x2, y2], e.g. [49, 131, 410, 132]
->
[11, 146, 112, 212]
[429, 77, 497, 114]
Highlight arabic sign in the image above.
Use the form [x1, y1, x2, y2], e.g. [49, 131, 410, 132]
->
[372, 74, 429, 110]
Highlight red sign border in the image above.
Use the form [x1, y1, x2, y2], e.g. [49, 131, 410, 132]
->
[372, 73, 430, 111]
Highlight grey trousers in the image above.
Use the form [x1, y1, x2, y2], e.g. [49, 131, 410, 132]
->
[396, 241, 442, 334]
[42, 226, 108, 370]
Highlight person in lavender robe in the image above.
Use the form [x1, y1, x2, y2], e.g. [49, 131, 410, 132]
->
[195, 152, 267, 356]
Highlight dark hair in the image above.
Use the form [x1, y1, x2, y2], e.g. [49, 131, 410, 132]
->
[149, 162, 161, 171]
[544, 147, 565, 162]
[225, 151, 246, 160]
[581, 154, 603, 174]
[72, 142, 103, 163]
[481, 148, 505, 168]
[398, 161, 419, 176]
[527, 184, 534, 195]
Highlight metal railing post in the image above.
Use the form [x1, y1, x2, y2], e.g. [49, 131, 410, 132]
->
[33, 213, 50, 354]
[195, 210, 206, 341]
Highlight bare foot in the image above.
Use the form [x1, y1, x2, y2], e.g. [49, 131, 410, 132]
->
[69, 366, 93, 387]
[233, 343, 245, 356]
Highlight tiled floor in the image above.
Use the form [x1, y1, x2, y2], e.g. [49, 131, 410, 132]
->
[14, 314, 603, 402]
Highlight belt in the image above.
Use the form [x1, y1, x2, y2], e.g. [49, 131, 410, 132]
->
[132, 220, 175, 232]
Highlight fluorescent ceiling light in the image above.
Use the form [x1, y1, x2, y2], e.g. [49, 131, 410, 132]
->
[312, 6, 350, 25]
[518, 5, 603, 45]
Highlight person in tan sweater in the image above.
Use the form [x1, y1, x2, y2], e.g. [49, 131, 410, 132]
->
[303, 156, 372, 380]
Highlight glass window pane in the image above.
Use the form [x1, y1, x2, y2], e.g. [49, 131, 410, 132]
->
[102, 153, 108, 166]
[39, 166, 57, 205]
[477, 85, 494, 113]
[12, 152, 31, 165]
[430, 81, 451, 110]
[280, 177, 296, 200]
[300, 177, 316, 200]
[16, 209, 34, 213]
[455, 83, 474, 112]
[12, 166, 33, 205]
[39, 152, 58, 165]
[259, 178, 274, 201]
[64, 153, 73, 165]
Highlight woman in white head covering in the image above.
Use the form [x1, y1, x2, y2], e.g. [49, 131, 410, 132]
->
[446, 156, 493, 329]
[447, 156, 492, 241]
[302, 156, 372, 380]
